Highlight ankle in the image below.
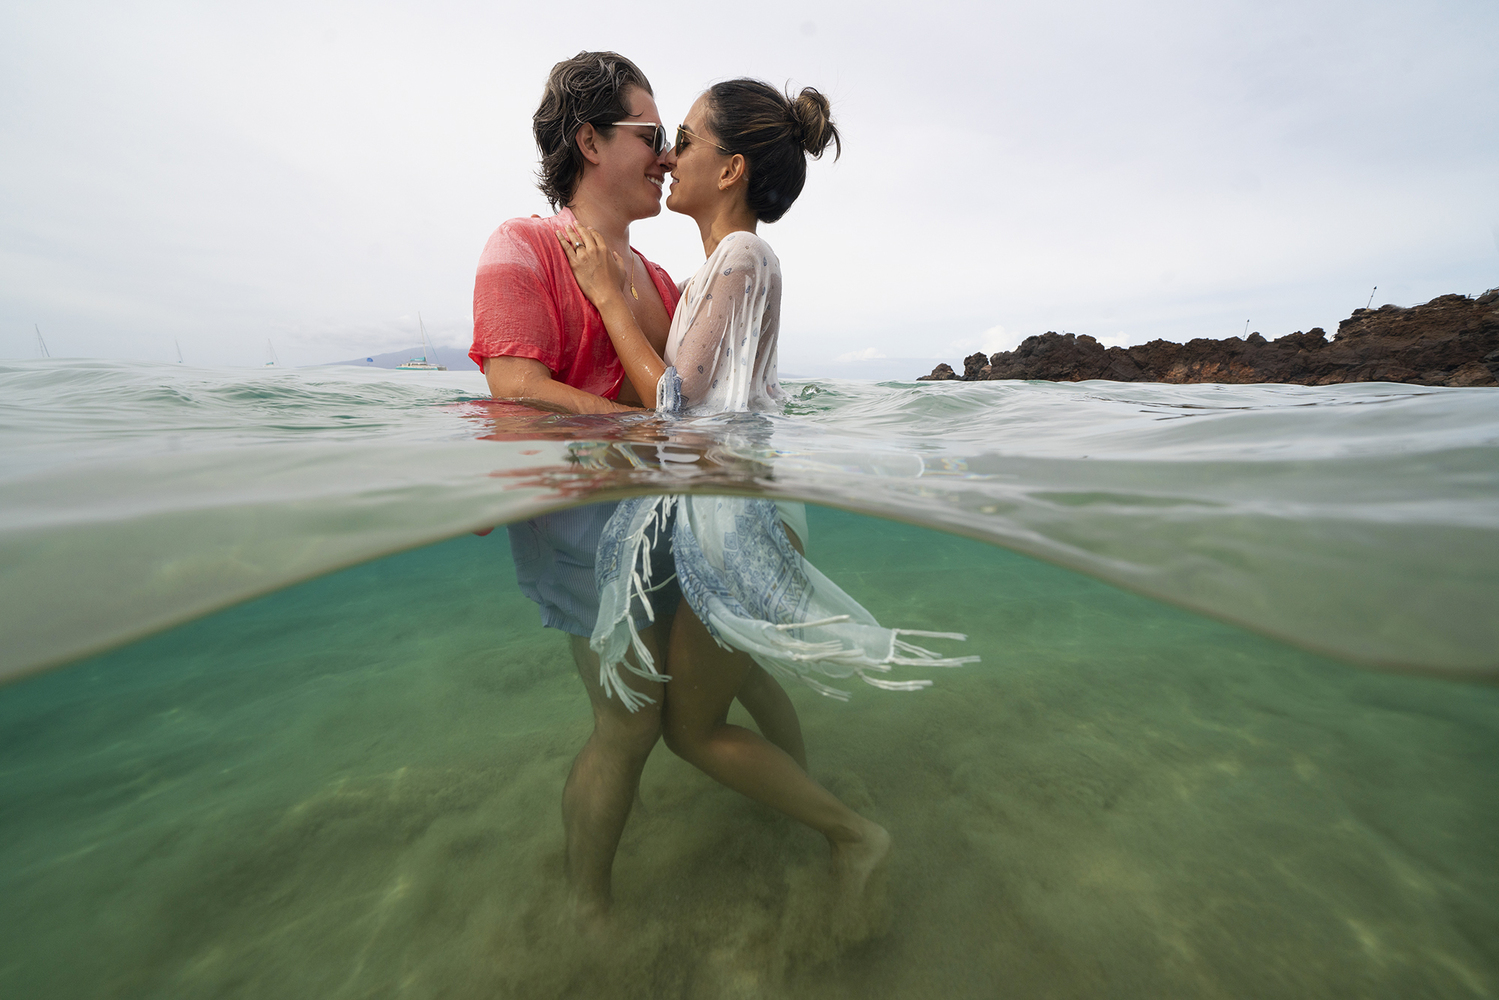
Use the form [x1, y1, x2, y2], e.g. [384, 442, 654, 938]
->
[825, 814, 874, 847]
[567, 885, 612, 919]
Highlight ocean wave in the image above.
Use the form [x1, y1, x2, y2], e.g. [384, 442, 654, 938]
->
[2, 359, 1496, 680]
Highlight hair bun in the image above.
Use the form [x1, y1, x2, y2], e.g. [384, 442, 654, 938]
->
[788, 87, 840, 160]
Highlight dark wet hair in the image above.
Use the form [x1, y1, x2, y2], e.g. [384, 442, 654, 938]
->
[534, 51, 654, 209]
[703, 80, 840, 223]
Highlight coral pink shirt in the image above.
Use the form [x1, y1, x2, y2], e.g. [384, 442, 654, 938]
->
[470, 207, 679, 399]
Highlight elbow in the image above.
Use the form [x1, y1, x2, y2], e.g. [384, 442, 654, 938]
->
[486, 375, 524, 400]
[483, 357, 542, 399]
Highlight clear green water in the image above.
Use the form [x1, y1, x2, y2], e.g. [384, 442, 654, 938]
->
[6, 362, 1498, 682]
[4, 505, 1495, 998]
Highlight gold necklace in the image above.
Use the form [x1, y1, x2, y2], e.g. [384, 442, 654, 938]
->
[626, 251, 639, 300]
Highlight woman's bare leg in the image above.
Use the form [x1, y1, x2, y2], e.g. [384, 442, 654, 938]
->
[664, 598, 807, 769]
[662, 605, 888, 897]
[734, 665, 808, 771]
[562, 630, 663, 923]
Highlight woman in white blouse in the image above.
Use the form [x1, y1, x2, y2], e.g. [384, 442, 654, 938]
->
[560, 80, 972, 905]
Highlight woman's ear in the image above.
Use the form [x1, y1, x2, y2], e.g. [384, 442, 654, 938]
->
[718, 153, 747, 191]
[576, 124, 603, 165]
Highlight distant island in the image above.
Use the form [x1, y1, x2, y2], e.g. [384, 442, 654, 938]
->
[331, 345, 479, 371]
[918, 290, 1499, 387]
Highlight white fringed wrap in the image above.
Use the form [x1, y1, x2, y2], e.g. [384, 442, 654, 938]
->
[590, 494, 978, 711]
[590, 232, 977, 710]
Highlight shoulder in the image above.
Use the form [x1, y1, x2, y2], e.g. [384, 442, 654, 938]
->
[504, 213, 568, 237]
[479, 214, 566, 266]
[712, 232, 779, 273]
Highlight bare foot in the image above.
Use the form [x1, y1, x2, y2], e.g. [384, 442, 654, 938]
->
[829, 818, 891, 907]
[568, 891, 613, 941]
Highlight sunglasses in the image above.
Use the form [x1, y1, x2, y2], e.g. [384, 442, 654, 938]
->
[605, 121, 671, 156]
[674, 124, 730, 157]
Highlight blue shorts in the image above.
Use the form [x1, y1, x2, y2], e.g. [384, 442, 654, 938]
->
[507, 501, 680, 637]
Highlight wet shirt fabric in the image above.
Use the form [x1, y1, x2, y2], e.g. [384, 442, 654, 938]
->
[655, 232, 785, 413]
[470, 207, 680, 395]
[475, 209, 680, 637]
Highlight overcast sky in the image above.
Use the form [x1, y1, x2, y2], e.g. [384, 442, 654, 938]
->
[2, 0, 1496, 375]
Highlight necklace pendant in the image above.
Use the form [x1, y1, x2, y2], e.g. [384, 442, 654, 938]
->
[631, 284, 639, 300]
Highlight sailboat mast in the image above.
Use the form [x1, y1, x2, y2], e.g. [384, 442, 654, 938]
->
[35, 324, 51, 358]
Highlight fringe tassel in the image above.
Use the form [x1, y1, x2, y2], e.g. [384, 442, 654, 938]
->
[895, 628, 969, 641]
[860, 676, 935, 692]
[892, 638, 980, 666]
[771, 615, 852, 631]
[596, 498, 675, 711]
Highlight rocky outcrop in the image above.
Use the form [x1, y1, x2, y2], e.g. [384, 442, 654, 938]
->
[917, 290, 1499, 386]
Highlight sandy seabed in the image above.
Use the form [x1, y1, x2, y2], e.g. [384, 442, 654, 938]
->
[2, 505, 1495, 999]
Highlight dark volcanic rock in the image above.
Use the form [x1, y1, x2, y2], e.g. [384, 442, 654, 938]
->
[963, 352, 991, 379]
[917, 290, 1499, 386]
[916, 362, 959, 381]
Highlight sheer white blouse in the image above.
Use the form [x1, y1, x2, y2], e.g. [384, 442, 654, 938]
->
[657, 231, 785, 414]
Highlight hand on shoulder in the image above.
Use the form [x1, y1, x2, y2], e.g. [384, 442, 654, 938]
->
[556, 224, 628, 309]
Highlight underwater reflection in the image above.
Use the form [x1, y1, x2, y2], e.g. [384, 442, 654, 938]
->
[468, 399, 783, 502]
[1, 505, 1495, 998]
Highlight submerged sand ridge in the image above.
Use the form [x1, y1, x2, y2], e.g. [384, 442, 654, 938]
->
[1, 508, 1495, 998]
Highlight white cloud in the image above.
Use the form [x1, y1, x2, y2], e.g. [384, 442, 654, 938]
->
[835, 347, 887, 363]
[948, 324, 1024, 358]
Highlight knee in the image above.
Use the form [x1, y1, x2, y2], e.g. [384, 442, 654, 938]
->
[594, 702, 662, 759]
[661, 718, 704, 763]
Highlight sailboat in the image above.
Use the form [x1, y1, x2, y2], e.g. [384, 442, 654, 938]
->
[264, 339, 280, 367]
[396, 314, 447, 371]
[35, 325, 51, 359]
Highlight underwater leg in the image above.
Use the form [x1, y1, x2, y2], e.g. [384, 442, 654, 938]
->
[561, 630, 664, 924]
[735, 664, 809, 771]
[663, 605, 888, 901]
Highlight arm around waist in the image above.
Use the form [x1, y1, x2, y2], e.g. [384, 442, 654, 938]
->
[483, 355, 637, 414]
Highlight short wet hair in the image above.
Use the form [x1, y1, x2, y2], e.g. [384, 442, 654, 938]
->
[704, 80, 841, 223]
[533, 51, 654, 209]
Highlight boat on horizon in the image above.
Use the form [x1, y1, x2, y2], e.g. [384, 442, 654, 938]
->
[396, 314, 447, 371]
